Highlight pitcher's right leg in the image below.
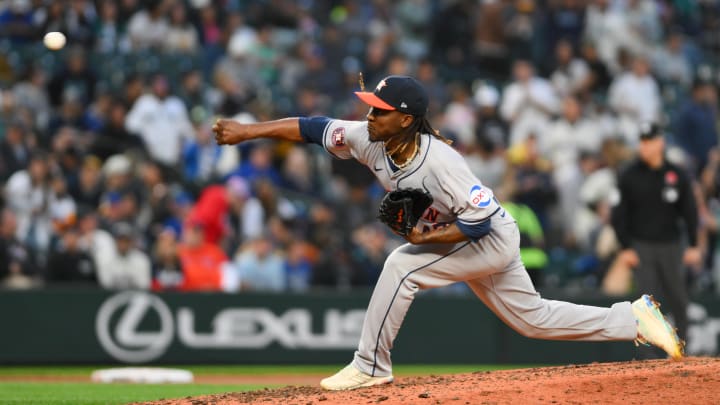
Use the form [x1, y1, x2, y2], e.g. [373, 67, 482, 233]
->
[466, 256, 637, 341]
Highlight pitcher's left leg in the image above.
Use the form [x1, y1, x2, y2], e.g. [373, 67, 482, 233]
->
[321, 242, 475, 391]
[352, 241, 474, 377]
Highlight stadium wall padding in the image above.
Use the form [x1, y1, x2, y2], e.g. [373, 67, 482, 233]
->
[1, 290, 719, 364]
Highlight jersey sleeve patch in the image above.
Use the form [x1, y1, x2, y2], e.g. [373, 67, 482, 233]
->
[322, 120, 366, 160]
[469, 185, 493, 208]
[331, 127, 346, 146]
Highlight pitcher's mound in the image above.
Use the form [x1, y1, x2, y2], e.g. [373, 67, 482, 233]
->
[141, 357, 720, 405]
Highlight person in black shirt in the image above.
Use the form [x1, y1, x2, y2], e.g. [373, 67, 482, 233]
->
[611, 123, 701, 357]
[90, 99, 146, 161]
[45, 226, 97, 286]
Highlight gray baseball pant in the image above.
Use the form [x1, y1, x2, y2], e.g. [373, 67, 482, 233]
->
[352, 211, 638, 377]
[633, 240, 687, 354]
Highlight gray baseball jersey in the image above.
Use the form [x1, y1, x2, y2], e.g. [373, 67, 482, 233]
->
[301, 117, 637, 377]
[320, 119, 501, 237]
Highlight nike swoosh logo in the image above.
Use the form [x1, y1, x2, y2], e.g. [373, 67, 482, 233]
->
[374, 166, 383, 172]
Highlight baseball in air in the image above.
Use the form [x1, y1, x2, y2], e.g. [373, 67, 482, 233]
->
[43, 32, 66, 50]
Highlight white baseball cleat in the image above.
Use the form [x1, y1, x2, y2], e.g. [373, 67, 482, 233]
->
[632, 294, 684, 360]
[320, 364, 394, 391]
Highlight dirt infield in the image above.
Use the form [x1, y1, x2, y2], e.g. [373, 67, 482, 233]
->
[138, 357, 720, 405]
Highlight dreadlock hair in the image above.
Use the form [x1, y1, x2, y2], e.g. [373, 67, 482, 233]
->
[409, 115, 452, 145]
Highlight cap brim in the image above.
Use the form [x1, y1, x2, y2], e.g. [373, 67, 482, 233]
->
[354, 92, 395, 110]
[640, 133, 662, 140]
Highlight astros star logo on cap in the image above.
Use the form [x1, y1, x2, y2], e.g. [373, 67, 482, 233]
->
[376, 79, 387, 92]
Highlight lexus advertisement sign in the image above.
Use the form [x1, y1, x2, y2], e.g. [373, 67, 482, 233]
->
[95, 291, 365, 363]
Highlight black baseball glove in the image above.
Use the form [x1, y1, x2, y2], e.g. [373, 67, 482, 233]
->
[378, 188, 434, 236]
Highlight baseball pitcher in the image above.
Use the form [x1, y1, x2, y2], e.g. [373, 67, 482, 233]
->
[213, 75, 684, 391]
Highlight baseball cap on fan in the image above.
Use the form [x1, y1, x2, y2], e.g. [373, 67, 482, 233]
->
[639, 122, 662, 140]
[355, 76, 429, 116]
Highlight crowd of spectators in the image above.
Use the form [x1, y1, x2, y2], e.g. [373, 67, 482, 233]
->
[1, 0, 719, 296]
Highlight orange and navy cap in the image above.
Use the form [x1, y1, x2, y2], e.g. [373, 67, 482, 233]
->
[355, 75, 429, 116]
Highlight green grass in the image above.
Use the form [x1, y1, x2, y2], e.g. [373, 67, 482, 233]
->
[0, 364, 535, 404]
[0, 382, 265, 405]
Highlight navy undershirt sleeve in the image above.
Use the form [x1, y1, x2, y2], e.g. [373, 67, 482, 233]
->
[456, 220, 491, 241]
[298, 116, 332, 145]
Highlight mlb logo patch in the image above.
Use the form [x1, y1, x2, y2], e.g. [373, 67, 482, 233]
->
[469, 185, 492, 208]
[665, 170, 677, 185]
[332, 127, 346, 146]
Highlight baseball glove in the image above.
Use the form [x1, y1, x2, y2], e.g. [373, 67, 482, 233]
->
[378, 188, 434, 236]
